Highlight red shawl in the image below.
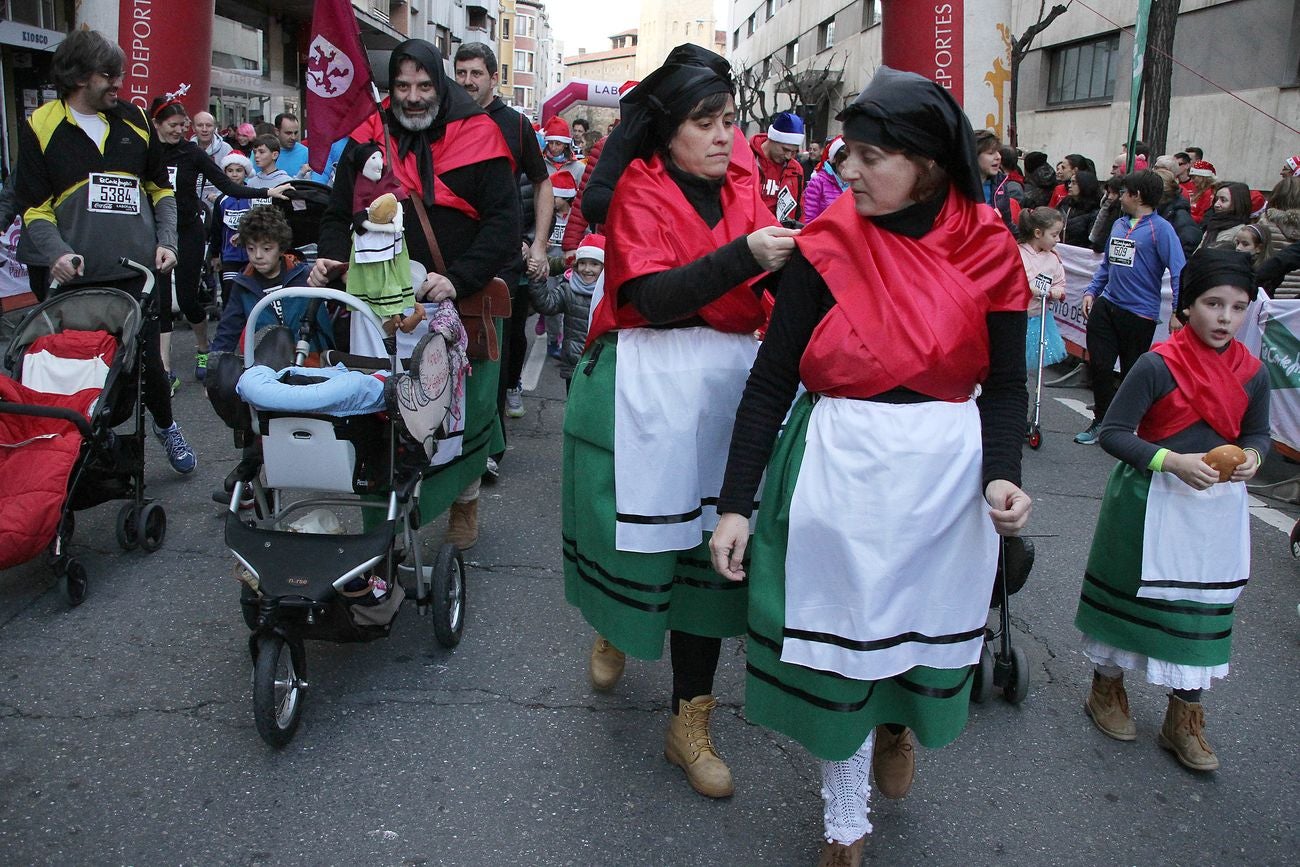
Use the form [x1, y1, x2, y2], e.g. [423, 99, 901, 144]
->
[350, 106, 510, 220]
[1138, 326, 1261, 441]
[796, 187, 1030, 400]
[588, 140, 778, 344]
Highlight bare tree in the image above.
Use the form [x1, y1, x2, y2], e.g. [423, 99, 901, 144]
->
[734, 64, 772, 131]
[1007, 1, 1072, 147]
[1141, 0, 1182, 153]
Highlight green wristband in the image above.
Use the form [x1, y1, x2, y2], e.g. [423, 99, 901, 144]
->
[1149, 448, 1170, 473]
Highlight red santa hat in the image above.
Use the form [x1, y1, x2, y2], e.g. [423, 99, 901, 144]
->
[1285, 155, 1300, 175]
[1189, 160, 1216, 178]
[551, 171, 577, 199]
[544, 116, 573, 145]
[221, 151, 254, 174]
[575, 233, 605, 263]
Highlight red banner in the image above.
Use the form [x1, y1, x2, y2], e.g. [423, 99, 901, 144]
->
[880, 0, 965, 104]
[305, 0, 376, 172]
[117, 0, 215, 116]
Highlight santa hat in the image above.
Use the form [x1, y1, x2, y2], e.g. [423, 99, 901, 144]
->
[1189, 160, 1216, 178]
[544, 116, 572, 145]
[221, 151, 253, 174]
[575, 233, 606, 263]
[767, 111, 805, 146]
[1133, 154, 1148, 171]
[1286, 155, 1300, 175]
[1250, 190, 1267, 217]
[551, 171, 577, 199]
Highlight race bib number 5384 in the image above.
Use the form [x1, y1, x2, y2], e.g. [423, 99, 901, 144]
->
[87, 173, 141, 215]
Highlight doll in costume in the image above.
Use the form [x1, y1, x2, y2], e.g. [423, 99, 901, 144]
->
[348, 143, 423, 338]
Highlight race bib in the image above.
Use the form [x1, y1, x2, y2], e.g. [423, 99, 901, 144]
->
[1033, 273, 1053, 296]
[87, 174, 140, 215]
[548, 222, 564, 246]
[776, 186, 798, 223]
[1108, 236, 1136, 268]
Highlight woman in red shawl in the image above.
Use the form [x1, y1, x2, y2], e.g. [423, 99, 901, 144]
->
[709, 67, 1032, 864]
[561, 44, 797, 799]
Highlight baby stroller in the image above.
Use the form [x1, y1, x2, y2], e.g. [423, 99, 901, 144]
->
[215, 286, 468, 748]
[0, 258, 165, 605]
[970, 536, 1035, 705]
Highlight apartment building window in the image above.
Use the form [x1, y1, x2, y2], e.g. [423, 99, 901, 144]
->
[818, 19, 835, 51]
[434, 25, 451, 57]
[518, 15, 532, 38]
[1047, 34, 1119, 106]
[765, 0, 774, 19]
[733, 28, 740, 48]
[8, 0, 57, 28]
[514, 49, 534, 73]
[502, 17, 510, 39]
[862, 0, 880, 30]
[513, 85, 533, 106]
[747, 14, 755, 36]
[501, 63, 510, 84]
[785, 40, 799, 66]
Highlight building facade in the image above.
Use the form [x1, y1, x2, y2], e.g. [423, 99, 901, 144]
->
[728, 0, 1300, 187]
[637, 0, 721, 77]
[560, 30, 638, 133]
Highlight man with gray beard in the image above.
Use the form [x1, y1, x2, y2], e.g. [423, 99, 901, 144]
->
[313, 39, 518, 549]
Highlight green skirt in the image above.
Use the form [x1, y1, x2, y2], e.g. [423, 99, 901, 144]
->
[347, 246, 414, 318]
[561, 334, 748, 660]
[745, 394, 977, 761]
[1074, 463, 1237, 667]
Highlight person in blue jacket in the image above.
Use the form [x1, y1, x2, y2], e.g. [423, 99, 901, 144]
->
[1076, 170, 1186, 445]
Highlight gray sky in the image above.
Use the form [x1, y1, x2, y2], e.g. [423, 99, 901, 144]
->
[547, 0, 731, 58]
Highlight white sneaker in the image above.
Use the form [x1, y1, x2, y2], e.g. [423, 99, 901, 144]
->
[505, 387, 525, 418]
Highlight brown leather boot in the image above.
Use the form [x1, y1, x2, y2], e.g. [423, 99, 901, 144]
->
[1158, 694, 1219, 771]
[816, 837, 866, 867]
[664, 694, 734, 798]
[588, 635, 626, 691]
[872, 725, 916, 799]
[445, 498, 479, 550]
[1084, 671, 1137, 741]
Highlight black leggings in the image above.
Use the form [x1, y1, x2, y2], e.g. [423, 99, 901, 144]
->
[1085, 296, 1158, 422]
[161, 220, 208, 334]
[670, 630, 722, 711]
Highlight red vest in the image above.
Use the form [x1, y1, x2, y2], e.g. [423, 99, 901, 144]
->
[588, 145, 777, 344]
[796, 188, 1030, 401]
[350, 106, 510, 220]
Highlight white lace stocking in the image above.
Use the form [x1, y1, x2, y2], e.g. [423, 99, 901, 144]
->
[821, 729, 874, 845]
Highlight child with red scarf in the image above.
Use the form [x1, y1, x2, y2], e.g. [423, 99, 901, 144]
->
[1075, 247, 1270, 774]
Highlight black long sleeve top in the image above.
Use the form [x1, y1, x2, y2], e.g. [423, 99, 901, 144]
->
[716, 196, 1029, 517]
[164, 140, 266, 229]
[617, 159, 766, 326]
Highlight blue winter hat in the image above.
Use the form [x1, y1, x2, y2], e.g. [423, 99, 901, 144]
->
[767, 111, 805, 146]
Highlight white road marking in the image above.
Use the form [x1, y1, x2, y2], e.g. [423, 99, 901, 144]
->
[1051, 399, 1298, 536]
[522, 327, 547, 392]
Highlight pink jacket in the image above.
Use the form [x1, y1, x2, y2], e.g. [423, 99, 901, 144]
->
[801, 166, 848, 223]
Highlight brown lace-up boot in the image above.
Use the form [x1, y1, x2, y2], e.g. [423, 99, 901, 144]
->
[872, 725, 916, 799]
[588, 635, 626, 691]
[664, 694, 734, 798]
[816, 836, 866, 867]
[1158, 694, 1220, 771]
[1084, 671, 1137, 741]
[445, 498, 479, 550]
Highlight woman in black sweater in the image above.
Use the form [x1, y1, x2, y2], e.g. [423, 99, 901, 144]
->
[150, 93, 286, 382]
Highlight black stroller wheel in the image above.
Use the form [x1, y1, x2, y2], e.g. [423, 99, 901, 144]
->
[61, 559, 88, 607]
[1002, 646, 1030, 705]
[971, 644, 994, 704]
[253, 634, 306, 748]
[1290, 519, 1300, 559]
[138, 503, 166, 552]
[431, 543, 465, 648]
[115, 503, 140, 551]
[1026, 423, 1043, 450]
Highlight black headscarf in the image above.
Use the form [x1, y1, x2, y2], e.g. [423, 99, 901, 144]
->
[1178, 248, 1258, 320]
[615, 44, 734, 161]
[384, 39, 484, 206]
[837, 66, 982, 201]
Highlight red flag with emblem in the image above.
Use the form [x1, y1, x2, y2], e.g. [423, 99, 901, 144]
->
[305, 0, 376, 172]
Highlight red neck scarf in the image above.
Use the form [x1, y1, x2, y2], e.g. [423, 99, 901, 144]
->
[588, 142, 777, 343]
[796, 187, 1030, 400]
[351, 106, 509, 220]
[1138, 326, 1261, 441]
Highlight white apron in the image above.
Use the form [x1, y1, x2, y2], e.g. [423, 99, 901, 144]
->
[612, 326, 759, 553]
[781, 397, 999, 681]
[1140, 472, 1250, 604]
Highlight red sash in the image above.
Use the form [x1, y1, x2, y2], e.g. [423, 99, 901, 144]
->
[588, 141, 777, 344]
[1137, 327, 1261, 442]
[796, 187, 1030, 400]
[350, 107, 510, 220]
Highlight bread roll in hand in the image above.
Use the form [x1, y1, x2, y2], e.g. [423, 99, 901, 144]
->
[1203, 444, 1247, 482]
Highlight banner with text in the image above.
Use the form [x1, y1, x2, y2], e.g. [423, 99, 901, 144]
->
[117, 0, 215, 117]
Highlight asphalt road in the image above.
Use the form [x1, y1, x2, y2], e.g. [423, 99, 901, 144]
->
[2, 328, 1298, 866]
